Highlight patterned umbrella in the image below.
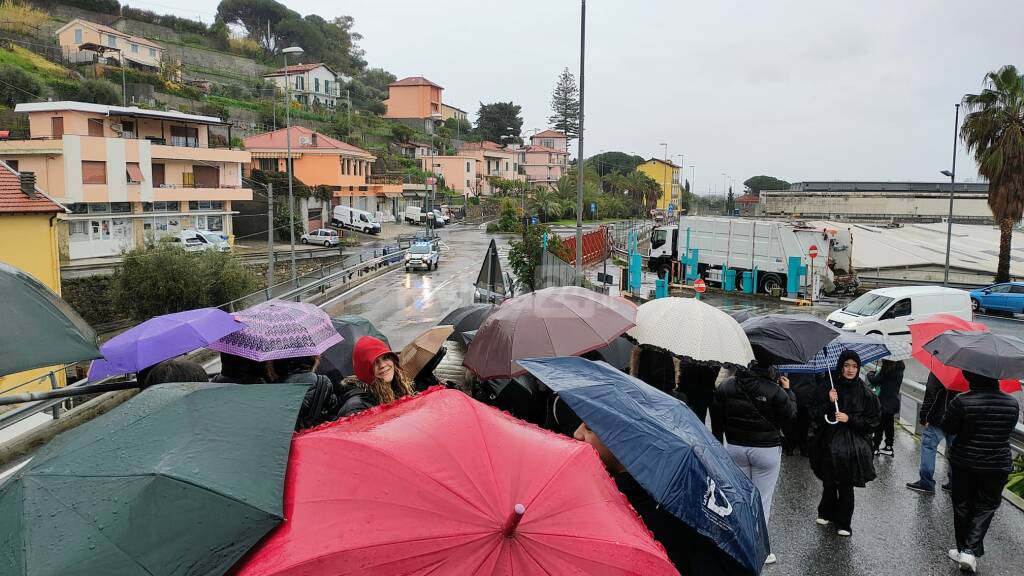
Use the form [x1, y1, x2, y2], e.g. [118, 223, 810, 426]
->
[627, 297, 754, 365]
[209, 301, 341, 362]
[777, 332, 892, 374]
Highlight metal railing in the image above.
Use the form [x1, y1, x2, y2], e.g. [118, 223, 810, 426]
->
[900, 378, 1023, 456]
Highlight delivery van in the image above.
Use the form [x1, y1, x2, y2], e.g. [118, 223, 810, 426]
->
[826, 286, 972, 337]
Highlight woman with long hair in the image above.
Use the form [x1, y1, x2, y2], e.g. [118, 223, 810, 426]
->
[337, 336, 414, 417]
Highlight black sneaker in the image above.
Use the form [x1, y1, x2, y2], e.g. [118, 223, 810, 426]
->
[906, 481, 935, 494]
[879, 446, 894, 457]
[941, 483, 952, 493]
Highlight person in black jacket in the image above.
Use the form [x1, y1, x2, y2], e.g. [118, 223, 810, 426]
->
[264, 355, 343, 431]
[941, 371, 1020, 573]
[784, 373, 820, 456]
[808, 350, 879, 537]
[711, 353, 796, 565]
[869, 360, 904, 456]
[907, 373, 957, 493]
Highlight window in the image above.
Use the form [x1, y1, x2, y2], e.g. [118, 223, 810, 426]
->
[149, 47, 157, 57]
[466, 179, 470, 187]
[82, 161, 106, 184]
[888, 299, 912, 318]
[4, 159, 17, 172]
[1011, 285, 1024, 294]
[68, 203, 88, 214]
[69, 220, 89, 243]
[143, 201, 179, 212]
[120, 120, 135, 139]
[324, 80, 329, 94]
[91, 219, 111, 240]
[258, 158, 276, 171]
[170, 125, 198, 147]
[296, 76, 304, 91]
[152, 163, 165, 187]
[89, 202, 109, 214]
[131, 43, 138, 53]
[989, 284, 1012, 293]
[195, 215, 224, 231]
[126, 163, 144, 183]
[188, 200, 223, 211]
[51, 117, 63, 139]
[87, 119, 104, 137]
[111, 202, 131, 213]
[74, 29, 82, 43]
[193, 165, 219, 188]
[466, 161, 471, 172]
[314, 78, 320, 92]
[106, 34, 117, 48]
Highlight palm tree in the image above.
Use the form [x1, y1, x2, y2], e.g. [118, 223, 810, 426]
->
[961, 65, 1024, 282]
[531, 187, 566, 222]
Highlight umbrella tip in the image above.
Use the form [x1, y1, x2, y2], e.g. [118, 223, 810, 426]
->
[503, 503, 527, 537]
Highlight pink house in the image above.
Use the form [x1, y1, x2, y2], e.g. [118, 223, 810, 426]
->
[530, 129, 568, 151]
[519, 144, 569, 189]
[457, 141, 520, 195]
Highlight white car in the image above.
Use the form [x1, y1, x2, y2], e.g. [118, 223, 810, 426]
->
[405, 241, 439, 271]
[174, 229, 230, 252]
[301, 228, 340, 247]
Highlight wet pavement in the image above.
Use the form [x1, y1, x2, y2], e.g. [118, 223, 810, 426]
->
[766, 424, 1024, 576]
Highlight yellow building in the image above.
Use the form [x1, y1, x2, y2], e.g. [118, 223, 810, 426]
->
[637, 158, 682, 211]
[0, 161, 69, 396]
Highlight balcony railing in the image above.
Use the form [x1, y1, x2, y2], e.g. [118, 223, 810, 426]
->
[367, 174, 403, 185]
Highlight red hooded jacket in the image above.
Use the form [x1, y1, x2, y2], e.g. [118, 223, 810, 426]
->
[353, 336, 394, 385]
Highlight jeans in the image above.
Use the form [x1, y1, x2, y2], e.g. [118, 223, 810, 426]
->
[818, 482, 855, 532]
[726, 444, 783, 523]
[918, 424, 955, 490]
[951, 465, 1007, 557]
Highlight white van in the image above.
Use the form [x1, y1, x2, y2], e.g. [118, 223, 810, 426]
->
[826, 286, 972, 337]
[332, 206, 380, 234]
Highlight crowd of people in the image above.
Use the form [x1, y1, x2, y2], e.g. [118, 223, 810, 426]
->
[136, 331, 1019, 575]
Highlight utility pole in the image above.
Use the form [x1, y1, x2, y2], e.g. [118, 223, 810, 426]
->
[266, 182, 274, 295]
[943, 103, 960, 286]
[574, 0, 586, 284]
[283, 46, 304, 287]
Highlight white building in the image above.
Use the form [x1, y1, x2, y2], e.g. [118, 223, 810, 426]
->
[263, 63, 347, 108]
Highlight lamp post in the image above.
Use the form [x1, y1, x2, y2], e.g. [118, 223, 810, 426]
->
[575, 0, 586, 284]
[941, 103, 961, 286]
[282, 45, 304, 287]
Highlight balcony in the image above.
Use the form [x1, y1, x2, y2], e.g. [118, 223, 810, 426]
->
[151, 144, 249, 163]
[367, 175, 403, 185]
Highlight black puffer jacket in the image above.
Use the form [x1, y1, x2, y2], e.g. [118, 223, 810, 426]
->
[711, 364, 797, 447]
[942, 373, 1020, 474]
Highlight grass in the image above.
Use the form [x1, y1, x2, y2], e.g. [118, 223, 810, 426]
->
[206, 95, 261, 112]
[0, 45, 72, 79]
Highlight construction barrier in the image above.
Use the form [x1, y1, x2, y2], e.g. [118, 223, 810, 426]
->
[558, 227, 610, 268]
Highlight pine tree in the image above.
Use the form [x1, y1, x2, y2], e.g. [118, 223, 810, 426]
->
[548, 68, 580, 140]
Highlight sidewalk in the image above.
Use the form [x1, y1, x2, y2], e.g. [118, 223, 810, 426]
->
[766, 425, 1024, 575]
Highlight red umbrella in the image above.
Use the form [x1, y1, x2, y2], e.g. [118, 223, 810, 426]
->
[463, 286, 637, 380]
[234, 388, 676, 576]
[910, 314, 1020, 393]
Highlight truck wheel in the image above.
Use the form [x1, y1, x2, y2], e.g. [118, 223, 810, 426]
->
[759, 273, 784, 295]
[301, 238, 308, 245]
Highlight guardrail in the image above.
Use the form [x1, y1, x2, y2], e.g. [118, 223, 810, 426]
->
[900, 378, 1023, 456]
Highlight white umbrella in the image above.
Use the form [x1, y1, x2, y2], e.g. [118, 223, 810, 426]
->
[627, 297, 754, 365]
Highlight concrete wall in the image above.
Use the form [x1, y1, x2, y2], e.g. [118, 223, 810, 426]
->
[762, 192, 993, 221]
[111, 17, 182, 44]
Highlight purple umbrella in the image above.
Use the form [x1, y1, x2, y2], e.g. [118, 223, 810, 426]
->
[88, 308, 246, 380]
[208, 301, 342, 362]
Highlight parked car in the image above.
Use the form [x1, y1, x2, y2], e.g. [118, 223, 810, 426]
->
[404, 206, 426, 225]
[826, 286, 972, 337]
[970, 282, 1024, 314]
[431, 210, 446, 227]
[301, 228, 340, 247]
[405, 241, 439, 271]
[173, 229, 230, 252]
[332, 206, 380, 234]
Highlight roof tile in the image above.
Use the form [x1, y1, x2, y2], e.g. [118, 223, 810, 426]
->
[0, 163, 62, 214]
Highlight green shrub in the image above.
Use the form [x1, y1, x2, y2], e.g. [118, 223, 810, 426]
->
[45, 77, 80, 100]
[0, 63, 40, 105]
[75, 78, 121, 105]
[61, 275, 121, 327]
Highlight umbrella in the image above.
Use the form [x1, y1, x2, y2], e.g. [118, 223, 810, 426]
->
[463, 286, 637, 380]
[777, 332, 892, 374]
[589, 335, 635, 372]
[399, 324, 454, 378]
[209, 300, 341, 362]
[87, 308, 245, 380]
[909, 314, 1018, 392]
[0, 261, 99, 377]
[438, 303, 495, 345]
[729, 309, 760, 324]
[0, 382, 308, 576]
[627, 297, 754, 365]
[741, 313, 841, 365]
[922, 330, 1024, 392]
[317, 315, 388, 382]
[519, 357, 770, 573]
[235, 387, 677, 576]
[880, 336, 913, 361]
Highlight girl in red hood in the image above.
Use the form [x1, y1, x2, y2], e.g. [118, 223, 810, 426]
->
[337, 336, 414, 416]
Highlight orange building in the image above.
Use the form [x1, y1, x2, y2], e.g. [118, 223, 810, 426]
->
[383, 77, 443, 120]
[457, 141, 521, 195]
[244, 127, 402, 223]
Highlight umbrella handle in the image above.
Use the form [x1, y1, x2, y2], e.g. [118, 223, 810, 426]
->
[824, 370, 839, 425]
[503, 504, 526, 537]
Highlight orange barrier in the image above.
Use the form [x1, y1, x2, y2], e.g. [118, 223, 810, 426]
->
[558, 227, 610, 267]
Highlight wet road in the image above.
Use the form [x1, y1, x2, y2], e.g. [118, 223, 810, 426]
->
[321, 223, 512, 349]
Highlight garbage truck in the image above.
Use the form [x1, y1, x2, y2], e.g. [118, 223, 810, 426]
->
[647, 216, 857, 296]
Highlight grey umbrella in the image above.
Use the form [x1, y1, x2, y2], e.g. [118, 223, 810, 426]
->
[729, 309, 760, 324]
[741, 313, 841, 365]
[923, 330, 1024, 381]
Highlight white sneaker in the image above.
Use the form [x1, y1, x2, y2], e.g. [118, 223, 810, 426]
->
[836, 529, 852, 537]
[764, 553, 777, 565]
[959, 551, 977, 573]
[815, 517, 830, 525]
[948, 549, 961, 563]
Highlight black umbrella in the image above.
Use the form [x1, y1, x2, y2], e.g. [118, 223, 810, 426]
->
[438, 304, 496, 346]
[586, 336, 634, 372]
[729, 309, 760, 324]
[741, 313, 841, 365]
[316, 315, 388, 383]
[924, 330, 1024, 381]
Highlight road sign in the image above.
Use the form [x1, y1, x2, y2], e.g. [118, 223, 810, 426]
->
[693, 278, 707, 294]
[590, 202, 597, 214]
[808, 244, 819, 259]
[425, 177, 437, 186]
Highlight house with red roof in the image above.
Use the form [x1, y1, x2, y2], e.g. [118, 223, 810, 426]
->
[263, 63, 345, 108]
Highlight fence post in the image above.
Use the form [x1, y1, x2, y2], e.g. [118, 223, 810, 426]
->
[48, 371, 60, 419]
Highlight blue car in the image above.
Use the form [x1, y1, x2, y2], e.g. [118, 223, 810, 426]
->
[970, 282, 1024, 314]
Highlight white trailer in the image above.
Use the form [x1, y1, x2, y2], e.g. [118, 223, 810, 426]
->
[648, 216, 856, 296]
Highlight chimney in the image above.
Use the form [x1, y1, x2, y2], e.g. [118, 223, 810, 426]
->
[19, 172, 36, 198]
[311, 132, 317, 147]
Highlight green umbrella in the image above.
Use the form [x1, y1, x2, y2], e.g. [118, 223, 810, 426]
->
[0, 381, 307, 576]
[0, 261, 100, 377]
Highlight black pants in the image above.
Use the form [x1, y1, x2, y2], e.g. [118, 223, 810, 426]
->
[951, 465, 1007, 557]
[873, 412, 895, 451]
[818, 482, 855, 531]
[785, 406, 812, 455]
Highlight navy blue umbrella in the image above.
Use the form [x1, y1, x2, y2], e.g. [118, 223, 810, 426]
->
[518, 356, 769, 574]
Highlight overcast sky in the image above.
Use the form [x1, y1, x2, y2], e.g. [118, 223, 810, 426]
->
[144, 0, 1021, 192]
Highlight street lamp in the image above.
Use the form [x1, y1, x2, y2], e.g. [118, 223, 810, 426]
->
[282, 45, 304, 287]
[575, 0, 586, 285]
[941, 103, 961, 287]
[659, 142, 668, 161]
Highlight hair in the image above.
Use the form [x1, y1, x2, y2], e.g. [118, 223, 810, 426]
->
[269, 355, 318, 380]
[143, 359, 209, 387]
[218, 352, 265, 384]
[364, 352, 413, 404]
